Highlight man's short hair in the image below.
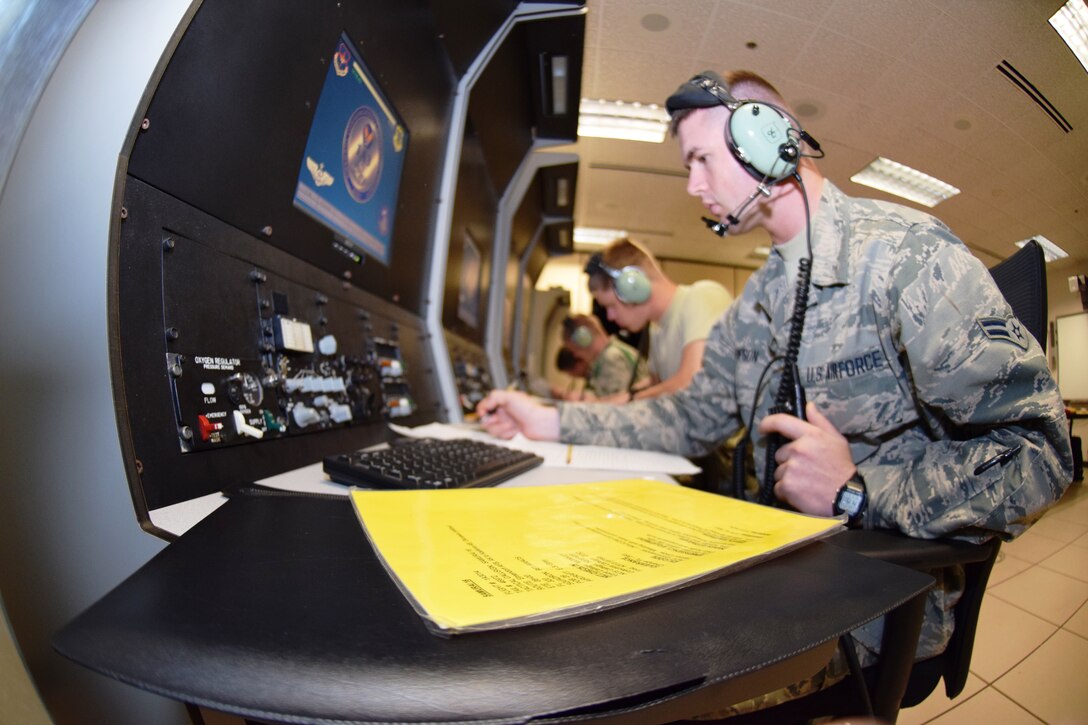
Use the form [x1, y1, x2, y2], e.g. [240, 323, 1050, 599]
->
[556, 347, 581, 374]
[667, 70, 789, 137]
[586, 238, 659, 292]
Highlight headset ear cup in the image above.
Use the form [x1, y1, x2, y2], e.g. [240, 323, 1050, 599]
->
[571, 325, 593, 348]
[614, 266, 652, 305]
[728, 102, 798, 181]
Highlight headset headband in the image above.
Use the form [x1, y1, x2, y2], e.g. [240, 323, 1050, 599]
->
[666, 71, 738, 114]
[666, 70, 809, 183]
[584, 253, 609, 278]
[583, 252, 652, 305]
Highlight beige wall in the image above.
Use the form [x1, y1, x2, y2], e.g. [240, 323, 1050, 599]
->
[536, 254, 595, 314]
[658, 258, 751, 299]
[1045, 266, 1086, 373]
[1046, 269, 1088, 446]
[1048, 271, 1086, 331]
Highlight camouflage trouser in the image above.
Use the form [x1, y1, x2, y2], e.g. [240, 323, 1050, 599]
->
[690, 637, 877, 719]
[687, 540, 963, 719]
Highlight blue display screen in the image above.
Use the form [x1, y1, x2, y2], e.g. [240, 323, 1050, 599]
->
[293, 33, 408, 266]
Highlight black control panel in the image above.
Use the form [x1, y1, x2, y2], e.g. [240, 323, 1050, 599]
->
[162, 231, 421, 454]
[445, 331, 494, 415]
[112, 178, 439, 516]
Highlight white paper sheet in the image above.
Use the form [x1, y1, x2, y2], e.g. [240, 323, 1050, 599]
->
[389, 423, 700, 475]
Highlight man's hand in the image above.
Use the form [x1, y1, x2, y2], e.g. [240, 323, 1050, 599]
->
[757, 402, 855, 516]
[598, 390, 632, 404]
[476, 390, 560, 441]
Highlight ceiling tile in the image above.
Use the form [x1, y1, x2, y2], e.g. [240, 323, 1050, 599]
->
[573, 0, 1088, 267]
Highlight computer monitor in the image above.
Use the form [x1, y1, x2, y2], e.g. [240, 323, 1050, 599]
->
[293, 32, 408, 266]
[457, 230, 483, 329]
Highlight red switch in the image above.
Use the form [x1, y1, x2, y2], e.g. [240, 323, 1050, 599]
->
[198, 415, 223, 441]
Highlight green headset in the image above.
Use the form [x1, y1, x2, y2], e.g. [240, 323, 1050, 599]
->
[562, 317, 594, 348]
[666, 71, 822, 236]
[584, 253, 652, 305]
[666, 70, 803, 183]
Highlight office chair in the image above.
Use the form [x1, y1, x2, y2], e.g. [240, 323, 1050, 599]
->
[988, 239, 1047, 346]
[716, 242, 1046, 724]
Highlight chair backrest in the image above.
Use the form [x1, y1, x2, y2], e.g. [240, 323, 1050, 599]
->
[989, 239, 1048, 347]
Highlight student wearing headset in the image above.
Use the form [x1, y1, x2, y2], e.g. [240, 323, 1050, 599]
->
[552, 346, 590, 400]
[585, 238, 732, 400]
[479, 69, 1072, 715]
[557, 314, 648, 401]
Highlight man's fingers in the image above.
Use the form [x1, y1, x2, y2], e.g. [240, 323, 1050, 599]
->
[805, 402, 838, 433]
[758, 411, 811, 441]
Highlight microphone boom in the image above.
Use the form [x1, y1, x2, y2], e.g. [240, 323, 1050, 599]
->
[699, 182, 770, 237]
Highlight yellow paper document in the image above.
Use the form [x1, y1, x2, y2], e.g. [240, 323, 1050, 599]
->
[350, 479, 842, 634]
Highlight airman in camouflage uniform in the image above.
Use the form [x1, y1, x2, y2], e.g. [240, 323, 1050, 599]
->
[559, 176, 1073, 703]
[586, 337, 646, 398]
[561, 178, 1072, 550]
[478, 69, 1072, 716]
[561, 314, 647, 399]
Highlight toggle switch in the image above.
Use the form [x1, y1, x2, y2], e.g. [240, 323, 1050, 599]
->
[198, 415, 224, 442]
[291, 404, 321, 428]
[233, 410, 265, 439]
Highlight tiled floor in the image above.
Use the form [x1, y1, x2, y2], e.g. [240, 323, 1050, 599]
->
[897, 481, 1088, 725]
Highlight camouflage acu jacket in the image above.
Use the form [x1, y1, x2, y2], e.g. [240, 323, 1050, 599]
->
[559, 180, 1073, 658]
[588, 337, 644, 397]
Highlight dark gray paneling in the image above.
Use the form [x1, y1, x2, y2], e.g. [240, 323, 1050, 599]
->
[430, 0, 516, 77]
[126, 0, 455, 315]
[115, 178, 442, 514]
[442, 127, 498, 344]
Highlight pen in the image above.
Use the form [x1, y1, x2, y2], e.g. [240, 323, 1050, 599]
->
[479, 384, 516, 422]
[973, 444, 1022, 475]
[566, 444, 573, 465]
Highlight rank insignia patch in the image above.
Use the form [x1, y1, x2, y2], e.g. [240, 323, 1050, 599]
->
[977, 315, 1029, 350]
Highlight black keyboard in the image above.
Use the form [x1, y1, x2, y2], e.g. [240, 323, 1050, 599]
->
[323, 437, 543, 490]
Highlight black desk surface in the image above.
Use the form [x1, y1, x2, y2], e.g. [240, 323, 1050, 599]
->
[54, 493, 932, 724]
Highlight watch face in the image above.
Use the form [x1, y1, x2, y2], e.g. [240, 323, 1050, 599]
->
[838, 488, 865, 516]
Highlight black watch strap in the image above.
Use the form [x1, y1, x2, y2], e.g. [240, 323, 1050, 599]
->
[833, 471, 867, 523]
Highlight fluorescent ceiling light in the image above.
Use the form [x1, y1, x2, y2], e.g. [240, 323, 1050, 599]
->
[1016, 235, 1069, 263]
[578, 99, 669, 143]
[850, 157, 960, 207]
[573, 227, 626, 247]
[1050, 0, 1088, 75]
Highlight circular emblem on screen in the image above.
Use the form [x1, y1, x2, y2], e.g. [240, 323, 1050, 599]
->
[333, 42, 351, 77]
[342, 106, 383, 204]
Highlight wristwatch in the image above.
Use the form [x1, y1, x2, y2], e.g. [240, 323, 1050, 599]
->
[833, 472, 867, 524]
